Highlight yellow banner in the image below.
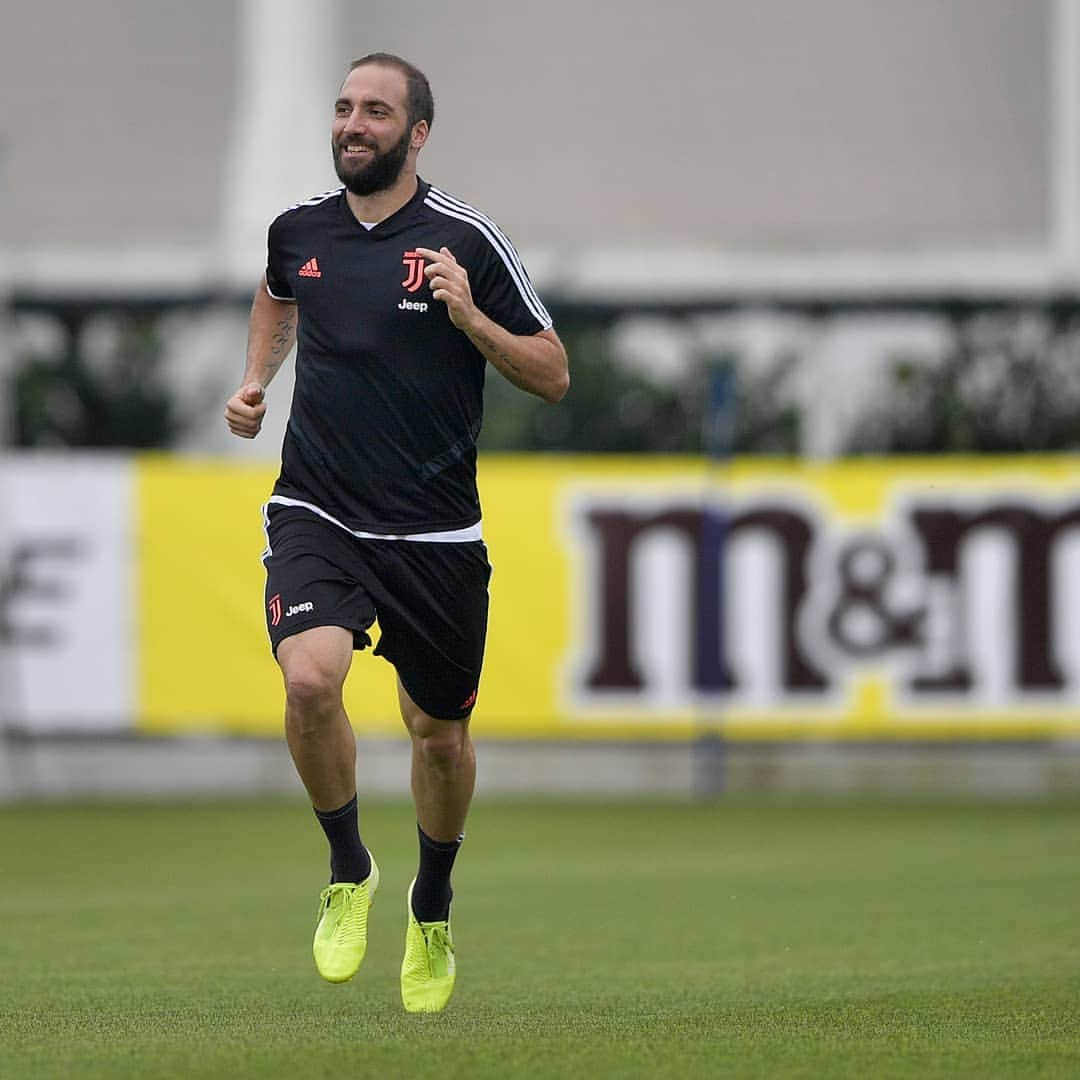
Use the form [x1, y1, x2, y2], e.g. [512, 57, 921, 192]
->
[137, 454, 1080, 740]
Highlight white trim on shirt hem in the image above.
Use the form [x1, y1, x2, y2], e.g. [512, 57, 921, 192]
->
[266, 495, 483, 542]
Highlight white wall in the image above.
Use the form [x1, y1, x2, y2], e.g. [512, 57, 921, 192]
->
[0, 0, 1051, 291]
[349, 0, 1048, 251]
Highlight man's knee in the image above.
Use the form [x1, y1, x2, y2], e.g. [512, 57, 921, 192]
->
[284, 663, 342, 716]
[406, 712, 469, 772]
[278, 633, 350, 726]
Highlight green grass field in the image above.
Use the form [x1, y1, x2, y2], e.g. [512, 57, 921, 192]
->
[1, 797, 1078, 1078]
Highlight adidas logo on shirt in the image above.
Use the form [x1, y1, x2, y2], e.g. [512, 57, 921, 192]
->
[298, 257, 322, 278]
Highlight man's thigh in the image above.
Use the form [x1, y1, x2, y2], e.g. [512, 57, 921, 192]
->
[276, 624, 356, 690]
[367, 540, 491, 721]
[263, 507, 377, 655]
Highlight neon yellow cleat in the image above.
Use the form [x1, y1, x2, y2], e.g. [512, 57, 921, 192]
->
[312, 857, 379, 983]
[400, 879, 456, 1013]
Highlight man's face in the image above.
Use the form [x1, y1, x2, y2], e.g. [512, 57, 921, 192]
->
[332, 64, 418, 196]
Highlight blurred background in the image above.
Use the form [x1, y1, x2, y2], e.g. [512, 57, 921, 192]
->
[2, 0, 1079, 800]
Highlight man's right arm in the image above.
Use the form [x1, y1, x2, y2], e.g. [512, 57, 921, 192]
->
[224, 275, 298, 439]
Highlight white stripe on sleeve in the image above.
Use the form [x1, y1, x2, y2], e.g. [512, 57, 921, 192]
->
[425, 188, 552, 329]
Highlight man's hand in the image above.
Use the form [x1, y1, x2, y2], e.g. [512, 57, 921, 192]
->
[416, 246, 478, 332]
[224, 382, 267, 439]
[417, 245, 568, 403]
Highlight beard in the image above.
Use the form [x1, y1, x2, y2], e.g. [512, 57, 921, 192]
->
[332, 126, 412, 196]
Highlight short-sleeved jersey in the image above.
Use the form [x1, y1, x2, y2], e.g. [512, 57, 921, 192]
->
[264, 178, 552, 535]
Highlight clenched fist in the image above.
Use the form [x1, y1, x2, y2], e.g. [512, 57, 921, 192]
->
[224, 382, 267, 439]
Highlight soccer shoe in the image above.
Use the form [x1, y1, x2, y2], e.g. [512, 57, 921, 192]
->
[312, 857, 380, 983]
[400, 879, 456, 1013]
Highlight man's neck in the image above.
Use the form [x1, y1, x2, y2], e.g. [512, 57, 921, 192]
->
[344, 171, 419, 225]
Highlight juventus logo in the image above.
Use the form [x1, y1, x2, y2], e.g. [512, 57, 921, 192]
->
[268, 593, 282, 627]
[402, 250, 425, 293]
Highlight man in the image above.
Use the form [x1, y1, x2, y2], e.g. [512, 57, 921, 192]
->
[224, 53, 568, 1013]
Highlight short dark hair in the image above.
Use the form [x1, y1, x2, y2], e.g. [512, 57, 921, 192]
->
[348, 53, 434, 131]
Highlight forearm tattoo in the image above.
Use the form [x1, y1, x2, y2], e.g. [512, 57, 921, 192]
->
[270, 313, 297, 359]
[474, 331, 520, 372]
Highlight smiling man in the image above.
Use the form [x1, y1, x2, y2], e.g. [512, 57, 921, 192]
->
[224, 53, 568, 1013]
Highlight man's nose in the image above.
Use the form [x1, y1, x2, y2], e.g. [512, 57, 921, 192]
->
[342, 111, 367, 135]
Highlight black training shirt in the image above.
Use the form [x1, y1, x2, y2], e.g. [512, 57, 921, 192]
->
[264, 178, 552, 534]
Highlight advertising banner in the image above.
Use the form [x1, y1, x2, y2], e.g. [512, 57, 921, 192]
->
[561, 457, 1080, 740]
[5, 452, 1079, 739]
[135, 454, 1080, 741]
[0, 454, 134, 731]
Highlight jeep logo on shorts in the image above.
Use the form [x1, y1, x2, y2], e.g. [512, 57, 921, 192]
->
[286, 601, 315, 617]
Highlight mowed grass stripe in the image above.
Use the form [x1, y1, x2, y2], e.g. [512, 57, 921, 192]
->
[1, 799, 1078, 1078]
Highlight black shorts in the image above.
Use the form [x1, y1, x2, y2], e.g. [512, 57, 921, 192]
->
[262, 506, 491, 721]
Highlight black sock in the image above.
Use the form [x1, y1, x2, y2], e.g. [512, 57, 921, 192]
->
[313, 796, 371, 884]
[411, 824, 462, 922]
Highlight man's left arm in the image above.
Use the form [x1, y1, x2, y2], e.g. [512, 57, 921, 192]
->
[417, 246, 569, 404]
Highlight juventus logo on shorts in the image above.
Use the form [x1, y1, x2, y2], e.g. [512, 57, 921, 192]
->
[401, 250, 425, 293]
[268, 593, 282, 627]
